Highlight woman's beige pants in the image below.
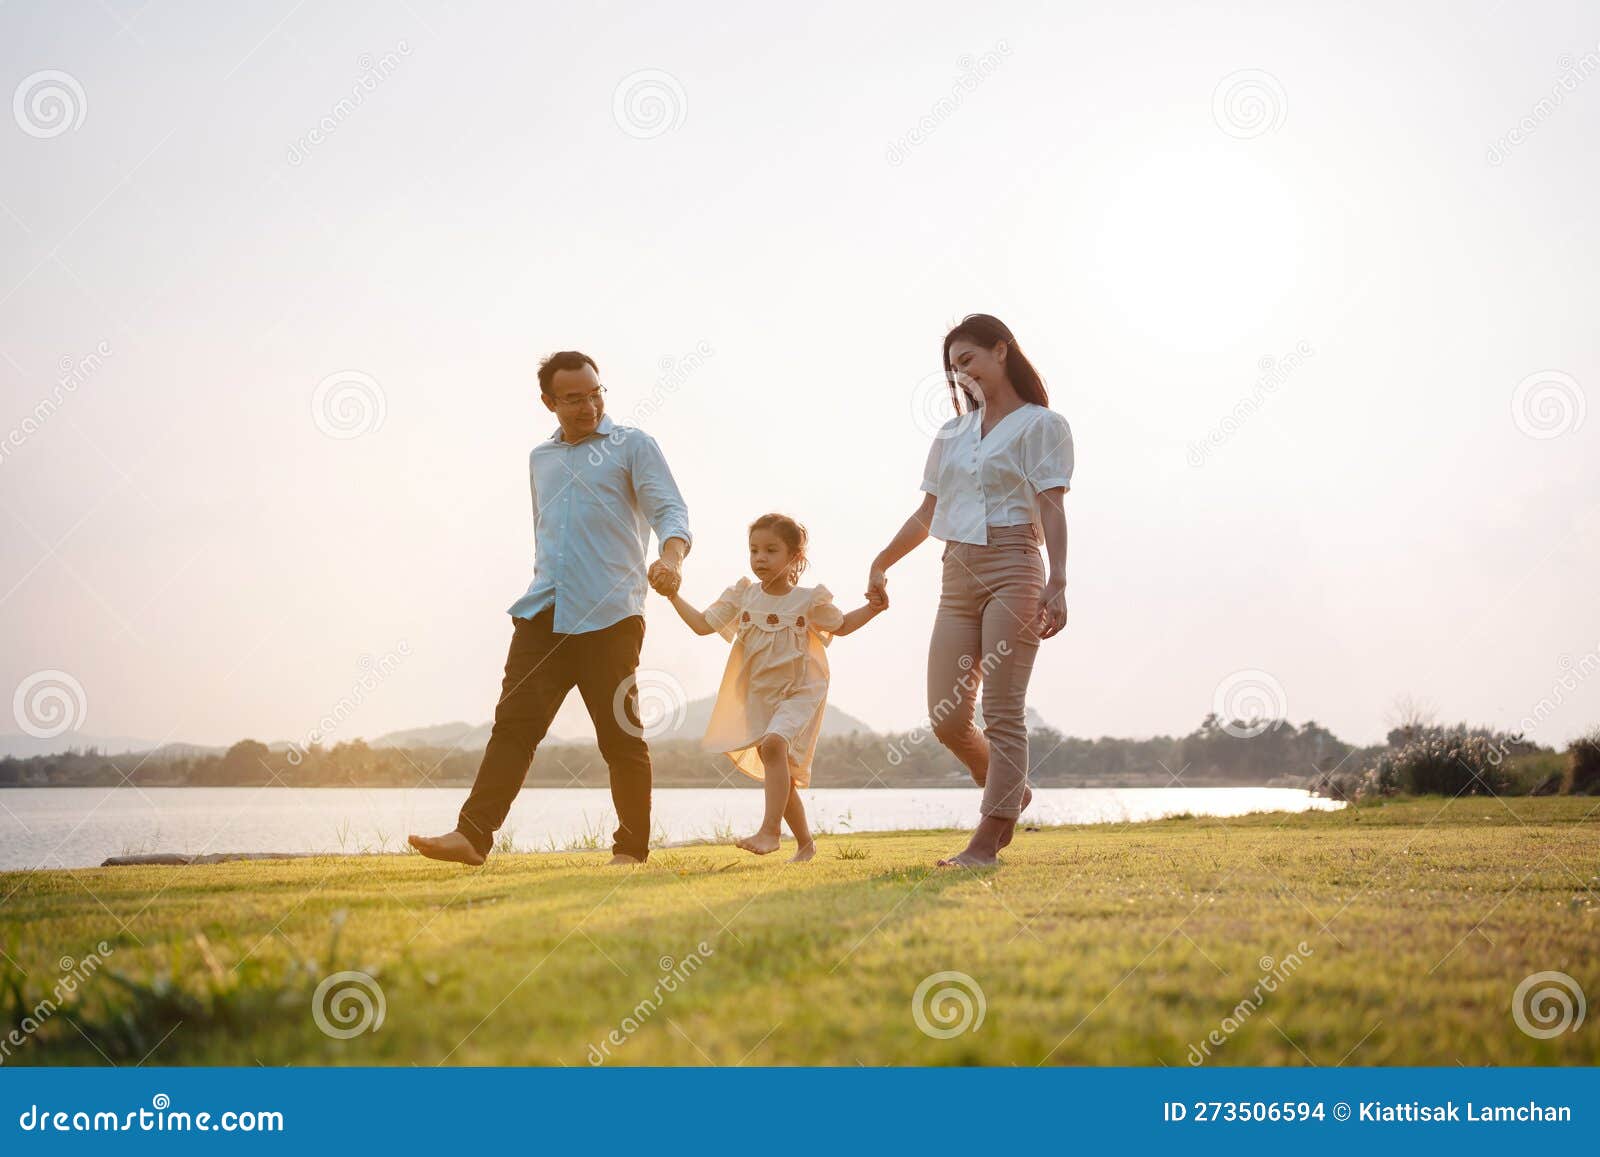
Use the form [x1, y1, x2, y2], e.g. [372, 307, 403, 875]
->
[926, 525, 1045, 819]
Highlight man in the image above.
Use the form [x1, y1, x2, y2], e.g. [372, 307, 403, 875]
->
[409, 351, 690, 866]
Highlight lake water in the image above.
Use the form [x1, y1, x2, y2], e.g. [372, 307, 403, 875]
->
[0, 786, 1343, 871]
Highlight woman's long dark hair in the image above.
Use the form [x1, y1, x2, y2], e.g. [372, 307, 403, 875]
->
[942, 314, 1049, 415]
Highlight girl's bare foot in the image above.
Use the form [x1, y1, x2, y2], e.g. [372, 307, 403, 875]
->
[788, 841, 816, 863]
[736, 830, 781, 855]
[408, 831, 485, 866]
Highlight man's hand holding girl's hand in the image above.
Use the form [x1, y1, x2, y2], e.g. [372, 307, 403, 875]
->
[647, 557, 682, 597]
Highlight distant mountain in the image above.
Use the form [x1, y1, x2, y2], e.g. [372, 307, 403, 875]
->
[371, 697, 876, 751]
[370, 720, 497, 750]
[4, 700, 1012, 762]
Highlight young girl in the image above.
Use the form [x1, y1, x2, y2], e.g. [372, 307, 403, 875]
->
[664, 513, 883, 860]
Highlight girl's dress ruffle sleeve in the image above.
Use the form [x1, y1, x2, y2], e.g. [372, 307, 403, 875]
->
[703, 578, 751, 642]
[807, 585, 846, 643]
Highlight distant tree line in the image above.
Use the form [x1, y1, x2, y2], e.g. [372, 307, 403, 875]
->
[0, 713, 1393, 790]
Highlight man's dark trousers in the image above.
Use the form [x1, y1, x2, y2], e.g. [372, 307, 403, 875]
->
[456, 607, 652, 860]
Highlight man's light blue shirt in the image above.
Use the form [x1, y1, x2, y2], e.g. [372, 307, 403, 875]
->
[507, 414, 692, 634]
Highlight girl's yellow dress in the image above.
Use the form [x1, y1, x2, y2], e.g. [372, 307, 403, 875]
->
[701, 578, 845, 786]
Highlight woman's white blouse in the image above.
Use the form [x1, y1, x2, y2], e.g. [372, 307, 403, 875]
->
[920, 403, 1073, 545]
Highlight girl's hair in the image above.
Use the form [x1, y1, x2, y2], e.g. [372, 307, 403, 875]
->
[942, 313, 1050, 415]
[749, 512, 809, 583]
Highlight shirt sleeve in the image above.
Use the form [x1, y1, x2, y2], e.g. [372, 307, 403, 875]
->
[1023, 410, 1074, 493]
[919, 435, 943, 495]
[703, 579, 749, 641]
[807, 585, 846, 643]
[628, 431, 694, 550]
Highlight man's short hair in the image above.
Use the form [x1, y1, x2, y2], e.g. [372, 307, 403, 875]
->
[538, 351, 598, 396]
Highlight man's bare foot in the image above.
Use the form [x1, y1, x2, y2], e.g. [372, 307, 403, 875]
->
[788, 842, 816, 863]
[407, 831, 485, 866]
[997, 787, 1034, 849]
[937, 847, 1001, 868]
[736, 830, 781, 856]
[607, 853, 643, 866]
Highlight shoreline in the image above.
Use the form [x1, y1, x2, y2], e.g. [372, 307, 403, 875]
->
[4, 802, 1353, 875]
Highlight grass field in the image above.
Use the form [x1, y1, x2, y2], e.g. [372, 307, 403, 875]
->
[3, 796, 1597, 1067]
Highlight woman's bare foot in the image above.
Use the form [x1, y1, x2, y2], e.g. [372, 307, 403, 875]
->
[736, 830, 781, 856]
[937, 847, 1001, 868]
[788, 841, 816, 863]
[937, 814, 1009, 868]
[408, 831, 485, 866]
[998, 787, 1034, 849]
[607, 853, 642, 866]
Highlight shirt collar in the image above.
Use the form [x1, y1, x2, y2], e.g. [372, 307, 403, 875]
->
[548, 414, 616, 444]
[960, 402, 1034, 443]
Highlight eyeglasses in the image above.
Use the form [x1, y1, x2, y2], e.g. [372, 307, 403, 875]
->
[552, 385, 607, 409]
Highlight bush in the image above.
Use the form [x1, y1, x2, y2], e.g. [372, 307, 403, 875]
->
[1507, 751, 1567, 795]
[1564, 729, 1600, 795]
[1354, 733, 1512, 799]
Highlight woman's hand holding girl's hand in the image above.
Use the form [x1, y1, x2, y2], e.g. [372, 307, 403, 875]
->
[1037, 574, 1068, 639]
[866, 564, 890, 610]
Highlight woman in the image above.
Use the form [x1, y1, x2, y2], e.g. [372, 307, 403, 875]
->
[867, 314, 1073, 866]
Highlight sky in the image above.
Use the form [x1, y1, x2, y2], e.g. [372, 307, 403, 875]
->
[1, 0, 1597, 757]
